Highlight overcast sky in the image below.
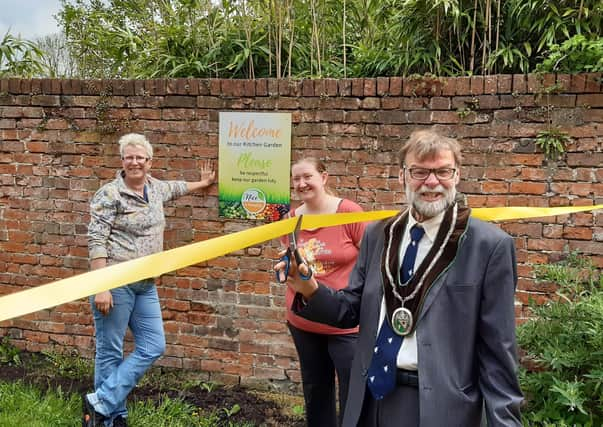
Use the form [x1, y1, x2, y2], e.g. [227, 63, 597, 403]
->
[0, 0, 63, 41]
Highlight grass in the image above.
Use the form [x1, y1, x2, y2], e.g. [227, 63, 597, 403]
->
[0, 382, 81, 427]
[0, 381, 257, 427]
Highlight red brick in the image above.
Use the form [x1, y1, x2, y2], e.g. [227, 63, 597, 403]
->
[476, 95, 500, 109]
[569, 240, 603, 255]
[351, 78, 364, 96]
[576, 93, 603, 108]
[376, 77, 389, 96]
[362, 97, 380, 109]
[440, 77, 456, 96]
[338, 79, 352, 96]
[381, 97, 402, 109]
[8, 78, 21, 93]
[455, 76, 471, 95]
[430, 111, 460, 123]
[526, 74, 542, 93]
[479, 180, 510, 194]
[563, 226, 593, 240]
[527, 239, 566, 251]
[502, 223, 543, 237]
[512, 74, 527, 94]
[567, 152, 603, 167]
[389, 77, 402, 96]
[429, 97, 451, 110]
[509, 182, 547, 195]
[584, 73, 602, 92]
[364, 78, 377, 96]
[208, 79, 220, 95]
[470, 76, 484, 95]
[484, 76, 497, 94]
[543, 224, 563, 238]
[196, 78, 210, 95]
[497, 75, 512, 93]
[569, 74, 587, 93]
[542, 73, 556, 89]
[516, 291, 551, 306]
[301, 78, 314, 96]
[242, 79, 256, 96]
[20, 79, 31, 93]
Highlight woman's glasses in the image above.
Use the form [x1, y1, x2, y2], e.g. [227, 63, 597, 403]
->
[122, 156, 149, 163]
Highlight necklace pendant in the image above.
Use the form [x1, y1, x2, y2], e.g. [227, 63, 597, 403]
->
[392, 307, 413, 336]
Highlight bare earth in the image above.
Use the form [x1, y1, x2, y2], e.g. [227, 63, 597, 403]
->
[0, 351, 304, 426]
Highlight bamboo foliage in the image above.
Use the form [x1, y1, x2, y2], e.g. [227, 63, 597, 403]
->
[0, 32, 46, 77]
[52, 0, 602, 78]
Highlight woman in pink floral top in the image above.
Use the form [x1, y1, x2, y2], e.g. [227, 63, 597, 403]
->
[284, 158, 366, 427]
[83, 133, 215, 427]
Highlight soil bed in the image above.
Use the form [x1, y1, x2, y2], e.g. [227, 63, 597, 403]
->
[0, 351, 304, 426]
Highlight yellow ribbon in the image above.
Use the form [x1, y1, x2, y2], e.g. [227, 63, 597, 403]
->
[0, 205, 601, 323]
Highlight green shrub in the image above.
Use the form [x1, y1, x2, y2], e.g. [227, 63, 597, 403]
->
[0, 336, 21, 366]
[536, 35, 603, 73]
[518, 251, 603, 426]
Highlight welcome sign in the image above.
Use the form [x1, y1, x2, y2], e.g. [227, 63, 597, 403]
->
[218, 112, 292, 221]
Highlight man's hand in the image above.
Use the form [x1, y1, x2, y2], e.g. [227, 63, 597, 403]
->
[94, 291, 113, 315]
[274, 251, 319, 300]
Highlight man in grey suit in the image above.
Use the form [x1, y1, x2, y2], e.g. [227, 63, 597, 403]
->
[276, 128, 523, 426]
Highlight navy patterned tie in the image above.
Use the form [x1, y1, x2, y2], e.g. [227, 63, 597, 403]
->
[367, 225, 425, 400]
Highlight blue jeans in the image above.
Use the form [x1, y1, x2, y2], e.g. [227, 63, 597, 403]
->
[88, 279, 165, 425]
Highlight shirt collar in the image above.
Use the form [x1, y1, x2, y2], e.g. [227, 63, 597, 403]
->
[408, 209, 446, 243]
[117, 170, 151, 195]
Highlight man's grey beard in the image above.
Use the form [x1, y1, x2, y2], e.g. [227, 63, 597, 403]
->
[406, 182, 456, 219]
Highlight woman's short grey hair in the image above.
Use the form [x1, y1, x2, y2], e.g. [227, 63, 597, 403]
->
[118, 133, 153, 159]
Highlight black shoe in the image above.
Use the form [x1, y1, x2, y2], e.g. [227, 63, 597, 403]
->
[113, 416, 128, 427]
[82, 394, 106, 427]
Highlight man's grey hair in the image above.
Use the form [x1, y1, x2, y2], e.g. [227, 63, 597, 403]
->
[398, 128, 462, 168]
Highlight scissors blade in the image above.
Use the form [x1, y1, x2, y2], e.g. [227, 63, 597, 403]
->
[289, 214, 303, 249]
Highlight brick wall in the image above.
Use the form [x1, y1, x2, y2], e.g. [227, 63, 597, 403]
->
[0, 74, 601, 391]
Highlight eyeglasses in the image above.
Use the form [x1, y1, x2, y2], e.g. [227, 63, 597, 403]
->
[122, 155, 149, 163]
[404, 167, 457, 181]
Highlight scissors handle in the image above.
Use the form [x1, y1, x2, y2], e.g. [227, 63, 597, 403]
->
[275, 248, 313, 283]
[275, 250, 291, 284]
[293, 249, 313, 281]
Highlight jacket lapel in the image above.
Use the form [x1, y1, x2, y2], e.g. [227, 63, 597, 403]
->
[417, 218, 470, 323]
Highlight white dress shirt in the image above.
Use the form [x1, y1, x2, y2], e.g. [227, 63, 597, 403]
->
[376, 210, 446, 370]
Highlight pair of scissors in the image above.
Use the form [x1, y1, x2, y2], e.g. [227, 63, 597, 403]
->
[276, 215, 313, 283]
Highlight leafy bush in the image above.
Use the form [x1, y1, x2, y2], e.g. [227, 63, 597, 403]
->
[0, 335, 21, 366]
[54, 0, 603, 78]
[518, 251, 603, 426]
[536, 35, 603, 73]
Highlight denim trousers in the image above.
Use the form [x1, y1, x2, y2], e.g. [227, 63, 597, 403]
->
[88, 279, 165, 424]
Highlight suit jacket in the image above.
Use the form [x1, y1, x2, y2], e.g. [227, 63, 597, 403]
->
[294, 216, 523, 426]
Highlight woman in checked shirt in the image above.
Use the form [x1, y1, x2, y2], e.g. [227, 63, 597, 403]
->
[83, 133, 215, 427]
